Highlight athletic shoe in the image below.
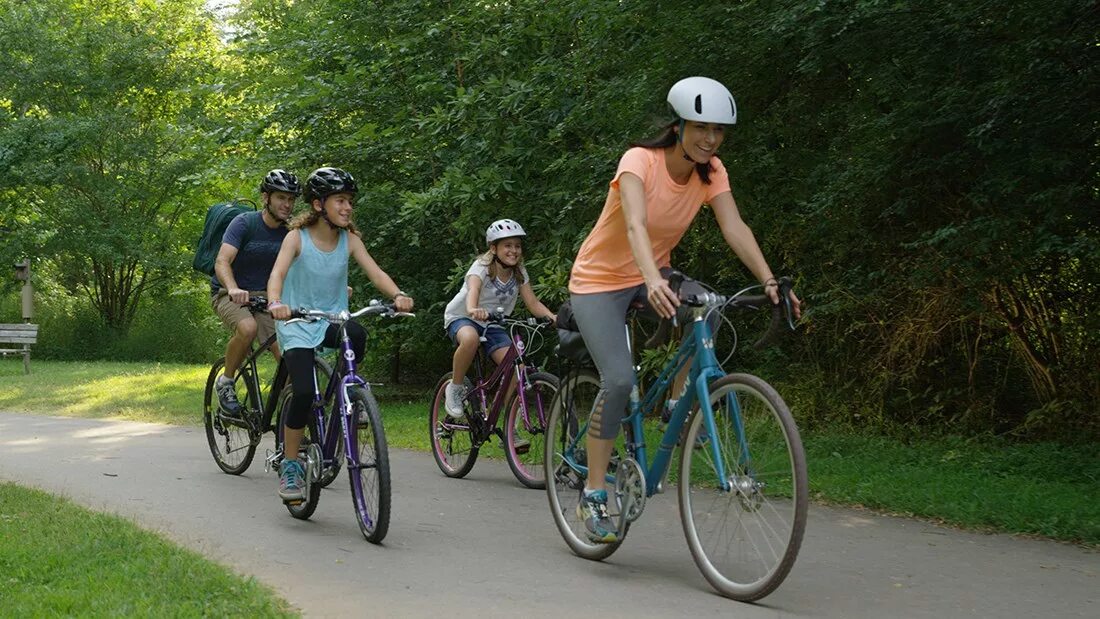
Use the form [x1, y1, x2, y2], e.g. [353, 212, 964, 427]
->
[444, 382, 467, 420]
[278, 459, 306, 503]
[215, 374, 243, 418]
[576, 489, 618, 543]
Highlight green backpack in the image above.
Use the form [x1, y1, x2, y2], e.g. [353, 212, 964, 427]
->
[192, 199, 259, 277]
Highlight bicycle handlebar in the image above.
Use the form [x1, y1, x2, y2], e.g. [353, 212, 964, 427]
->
[486, 308, 554, 328]
[286, 300, 415, 324]
[643, 272, 797, 350]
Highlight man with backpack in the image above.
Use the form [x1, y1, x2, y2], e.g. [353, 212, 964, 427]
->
[209, 169, 301, 416]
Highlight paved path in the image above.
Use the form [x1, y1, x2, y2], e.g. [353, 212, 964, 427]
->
[0, 412, 1096, 618]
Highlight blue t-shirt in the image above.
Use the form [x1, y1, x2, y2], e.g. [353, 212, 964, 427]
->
[209, 211, 289, 293]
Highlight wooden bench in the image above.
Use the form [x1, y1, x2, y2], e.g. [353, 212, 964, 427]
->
[0, 323, 38, 374]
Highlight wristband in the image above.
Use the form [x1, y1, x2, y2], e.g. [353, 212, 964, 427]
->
[763, 278, 779, 287]
[268, 300, 284, 307]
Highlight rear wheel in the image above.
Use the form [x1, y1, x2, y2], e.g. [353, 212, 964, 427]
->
[348, 386, 390, 543]
[504, 371, 558, 489]
[544, 369, 627, 560]
[678, 373, 808, 601]
[203, 358, 259, 475]
[429, 373, 479, 478]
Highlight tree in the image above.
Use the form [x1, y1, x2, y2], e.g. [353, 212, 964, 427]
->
[0, 0, 229, 331]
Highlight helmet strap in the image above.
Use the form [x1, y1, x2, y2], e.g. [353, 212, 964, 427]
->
[316, 196, 346, 230]
[263, 198, 288, 225]
[676, 118, 702, 164]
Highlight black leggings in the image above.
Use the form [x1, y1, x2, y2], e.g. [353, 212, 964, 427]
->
[282, 321, 367, 430]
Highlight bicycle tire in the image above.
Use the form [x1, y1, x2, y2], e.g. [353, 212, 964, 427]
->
[276, 383, 322, 520]
[504, 371, 559, 489]
[544, 368, 627, 560]
[348, 386, 391, 543]
[203, 358, 259, 475]
[678, 373, 808, 601]
[428, 373, 479, 478]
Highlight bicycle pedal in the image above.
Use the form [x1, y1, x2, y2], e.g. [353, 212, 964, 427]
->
[514, 444, 530, 455]
[284, 499, 305, 506]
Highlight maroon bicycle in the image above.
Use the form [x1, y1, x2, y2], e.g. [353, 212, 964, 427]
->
[429, 312, 559, 488]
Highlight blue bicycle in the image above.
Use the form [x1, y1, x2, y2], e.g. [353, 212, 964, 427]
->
[545, 274, 807, 601]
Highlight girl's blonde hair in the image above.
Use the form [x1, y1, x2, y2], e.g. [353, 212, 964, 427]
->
[289, 202, 361, 236]
[477, 241, 526, 285]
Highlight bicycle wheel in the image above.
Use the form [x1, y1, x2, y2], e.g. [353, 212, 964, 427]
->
[544, 369, 627, 560]
[276, 384, 322, 520]
[678, 373, 808, 601]
[203, 358, 259, 475]
[347, 386, 390, 543]
[504, 371, 559, 489]
[428, 373, 479, 478]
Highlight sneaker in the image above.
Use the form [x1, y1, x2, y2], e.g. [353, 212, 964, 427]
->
[576, 489, 618, 544]
[512, 434, 531, 454]
[278, 459, 306, 503]
[444, 382, 467, 420]
[215, 374, 243, 418]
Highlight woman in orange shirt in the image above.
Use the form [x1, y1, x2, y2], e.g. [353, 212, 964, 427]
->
[568, 77, 802, 543]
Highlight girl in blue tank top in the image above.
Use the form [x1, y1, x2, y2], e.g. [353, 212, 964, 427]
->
[266, 167, 414, 504]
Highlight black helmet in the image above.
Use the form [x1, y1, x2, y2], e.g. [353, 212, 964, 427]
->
[304, 167, 357, 203]
[259, 169, 301, 195]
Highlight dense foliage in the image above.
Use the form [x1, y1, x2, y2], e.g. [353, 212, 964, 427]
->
[1, 0, 1095, 438]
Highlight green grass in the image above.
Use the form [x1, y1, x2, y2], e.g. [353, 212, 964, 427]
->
[2, 358, 1098, 545]
[0, 482, 295, 616]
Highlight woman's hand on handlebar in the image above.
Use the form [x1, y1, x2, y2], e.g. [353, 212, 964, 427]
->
[646, 276, 680, 319]
[394, 293, 414, 313]
[269, 301, 291, 320]
[764, 279, 803, 320]
[469, 307, 489, 321]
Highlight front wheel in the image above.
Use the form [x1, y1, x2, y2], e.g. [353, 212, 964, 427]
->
[203, 358, 259, 475]
[504, 371, 559, 489]
[678, 373, 808, 601]
[348, 386, 390, 544]
[429, 373, 479, 478]
[544, 369, 627, 561]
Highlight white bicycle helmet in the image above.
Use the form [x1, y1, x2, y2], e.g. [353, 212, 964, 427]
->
[667, 76, 737, 125]
[486, 219, 526, 244]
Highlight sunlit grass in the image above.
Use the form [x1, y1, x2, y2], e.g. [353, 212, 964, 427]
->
[0, 482, 295, 616]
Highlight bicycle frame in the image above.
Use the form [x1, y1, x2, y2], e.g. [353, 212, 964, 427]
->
[563, 306, 746, 495]
[443, 326, 541, 436]
[238, 333, 288, 435]
[308, 322, 368, 475]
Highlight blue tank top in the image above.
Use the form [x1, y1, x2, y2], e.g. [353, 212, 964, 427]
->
[275, 227, 349, 351]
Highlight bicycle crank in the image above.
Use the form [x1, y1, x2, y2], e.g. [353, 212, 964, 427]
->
[615, 457, 646, 527]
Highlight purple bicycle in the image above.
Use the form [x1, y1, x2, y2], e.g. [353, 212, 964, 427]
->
[429, 313, 559, 489]
[267, 300, 413, 543]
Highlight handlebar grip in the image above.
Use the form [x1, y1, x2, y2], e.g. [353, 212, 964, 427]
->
[752, 277, 795, 350]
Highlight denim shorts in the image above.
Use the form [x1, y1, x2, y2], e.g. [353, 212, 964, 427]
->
[446, 318, 512, 355]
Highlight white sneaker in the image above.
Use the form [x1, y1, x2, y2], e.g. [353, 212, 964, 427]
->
[444, 382, 467, 420]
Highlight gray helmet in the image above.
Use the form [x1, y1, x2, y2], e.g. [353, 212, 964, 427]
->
[667, 77, 737, 125]
[303, 167, 357, 203]
[486, 219, 526, 245]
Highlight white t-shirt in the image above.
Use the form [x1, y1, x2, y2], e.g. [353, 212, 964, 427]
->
[443, 259, 529, 328]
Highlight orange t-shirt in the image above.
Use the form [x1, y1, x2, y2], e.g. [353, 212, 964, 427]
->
[569, 147, 732, 294]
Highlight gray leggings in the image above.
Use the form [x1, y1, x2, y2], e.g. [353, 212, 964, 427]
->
[570, 282, 716, 440]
